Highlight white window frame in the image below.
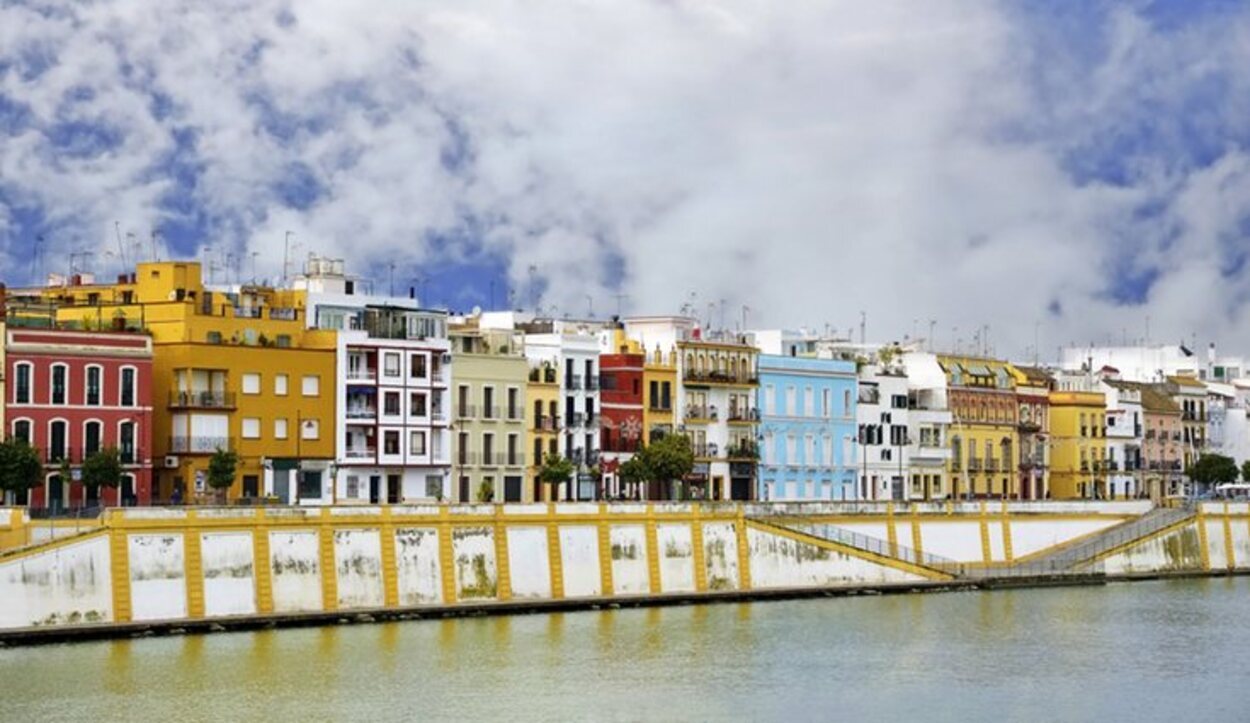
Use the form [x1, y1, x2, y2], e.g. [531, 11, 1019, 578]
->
[84, 364, 104, 407]
[301, 418, 320, 440]
[410, 430, 427, 456]
[242, 417, 261, 439]
[50, 362, 69, 405]
[14, 362, 34, 405]
[302, 375, 320, 397]
[274, 373, 289, 396]
[383, 352, 401, 378]
[119, 366, 137, 407]
[274, 418, 289, 440]
[241, 373, 261, 396]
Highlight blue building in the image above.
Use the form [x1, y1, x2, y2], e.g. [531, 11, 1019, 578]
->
[757, 355, 858, 500]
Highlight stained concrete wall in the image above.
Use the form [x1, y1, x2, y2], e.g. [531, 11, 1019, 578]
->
[395, 528, 442, 605]
[559, 526, 601, 598]
[1101, 522, 1204, 575]
[608, 524, 649, 595]
[0, 533, 112, 627]
[747, 527, 925, 589]
[269, 530, 322, 613]
[452, 527, 497, 601]
[507, 527, 551, 599]
[656, 524, 695, 593]
[703, 523, 740, 591]
[201, 532, 256, 617]
[128, 534, 187, 622]
[334, 529, 384, 609]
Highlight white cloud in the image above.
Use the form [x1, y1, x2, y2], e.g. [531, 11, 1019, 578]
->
[3, 1, 1250, 358]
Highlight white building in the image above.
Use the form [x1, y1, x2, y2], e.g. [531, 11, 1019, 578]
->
[296, 256, 452, 503]
[1061, 343, 1248, 383]
[1208, 381, 1250, 471]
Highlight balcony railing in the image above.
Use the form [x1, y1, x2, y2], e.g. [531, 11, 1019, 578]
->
[346, 369, 376, 382]
[169, 391, 236, 409]
[529, 367, 558, 384]
[506, 407, 522, 422]
[968, 459, 982, 471]
[568, 374, 583, 391]
[585, 376, 600, 391]
[726, 442, 759, 460]
[169, 436, 233, 454]
[431, 410, 448, 423]
[693, 443, 719, 459]
[685, 406, 718, 421]
[456, 405, 477, 420]
[269, 307, 298, 321]
[569, 412, 586, 428]
[344, 447, 376, 460]
[728, 408, 759, 422]
[480, 406, 500, 421]
[682, 371, 759, 386]
[532, 415, 560, 432]
[431, 370, 447, 385]
[346, 407, 377, 419]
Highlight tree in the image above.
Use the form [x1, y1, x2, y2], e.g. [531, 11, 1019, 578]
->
[81, 447, 123, 505]
[1187, 453, 1239, 492]
[618, 454, 653, 499]
[476, 479, 495, 503]
[1241, 459, 1250, 484]
[0, 438, 43, 504]
[644, 434, 695, 488]
[207, 448, 240, 503]
[538, 454, 575, 500]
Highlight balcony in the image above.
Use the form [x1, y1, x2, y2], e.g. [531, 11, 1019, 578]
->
[568, 374, 583, 391]
[456, 405, 477, 420]
[169, 436, 233, 454]
[528, 367, 558, 384]
[233, 306, 262, 319]
[532, 415, 560, 432]
[685, 406, 718, 422]
[269, 307, 298, 321]
[682, 370, 759, 387]
[169, 391, 236, 409]
[480, 406, 500, 422]
[585, 376, 600, 391]
[346, 369, 377, 383]
[728, 408, 759, 423]
[968, 459, 982, 471]
[431, 410, 448, 424]
[344, 447, 376, 460]
[506, 407, 522, 422]
[726, 441, 759, 460]
[693, 442, 719, 459]
[346, 405, 377, 420]
[648, 401, 673, 412]
[569, 412, 586, 428]
[431, 369, 447, 386]
[1080, 461, 1090, 473]
[45, 448, 75, 464]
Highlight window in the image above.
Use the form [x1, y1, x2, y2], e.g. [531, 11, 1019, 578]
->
[242, 418, 261, 439]
[120, 368, 136, 407]
[384, 430, 400, 455]
[843, 390, 851, 415]
[242, 373, 261, 395]
[51, 364, 67, 405]
[12, 419, 32, 444]
[274, 374, 288, 396]
[301, 419, 320, 440]
[804, 387, 814, 417]
[85, 366, 102, 406]
[118, 422, 135, 463]
[410, 431, 426, 455]
[83, 420, 102, 456]
[483, 387, 495, 419]
[483, 433, 495, 463]
[411, 354, 427, 378]
[823, 389, 831, 418]
[274, 418, 288, 440]
[302, 375, 320, 396]
[507, 388, 519, 419]
[49, 420, 67, 461]
[785, 386, 796, 416]
[384, 353, 401, 377]
[661, 382, 671, 409]
[14, 363, 32, 404]
[891, 394, 908, 409]
[508, 433, 519, 465]
[384, 391, 401, 416]
[410, 392, 427, 417]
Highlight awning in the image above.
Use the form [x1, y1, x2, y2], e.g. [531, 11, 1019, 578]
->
[270, 458, 299, 471]
[963, 364, 991, 376]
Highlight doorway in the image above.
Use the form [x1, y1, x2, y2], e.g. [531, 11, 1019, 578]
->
[386, 474, 401, 504]
[369, 475, 382, 504]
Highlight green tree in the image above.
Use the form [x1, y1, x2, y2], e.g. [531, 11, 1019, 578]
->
[0, 438, 43, 503]
[1187, 453, 1239, 491]
[538, 454, 575, 500]
[618, 454, 653, 499]
[207, 448, 240, 503]
[476, 479, 495, 503]
[81, 447, 123, 505]
[642, 434, 695, 499]
[1242, 459, 1250, 483]
[58, 457, 73, 505]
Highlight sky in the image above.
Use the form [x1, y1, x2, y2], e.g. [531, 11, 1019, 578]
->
[3, 0, 1250, 360]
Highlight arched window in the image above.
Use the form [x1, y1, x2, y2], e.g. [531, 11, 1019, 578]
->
[119, 421, 136, 464]
[48, 420, 68, 462]
[11, 419, 32, 445]
[13, 362, 33, 404]
[83, 420, 103, 457]
[50, 363, 68, 405]
[85, 365, 103, 406]
[119, 367, 137, 407]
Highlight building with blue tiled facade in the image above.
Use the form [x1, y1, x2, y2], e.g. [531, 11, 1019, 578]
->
[757, 355, 858, 500]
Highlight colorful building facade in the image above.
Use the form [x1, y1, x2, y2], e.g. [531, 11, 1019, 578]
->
[1048, 391, 1107, 499]
[5, 328, 154, 507]
[757, 354, 857, 500]
[940, 356, 1019, 498]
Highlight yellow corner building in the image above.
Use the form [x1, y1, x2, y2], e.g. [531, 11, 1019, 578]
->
[1048, 391, 1107, 499]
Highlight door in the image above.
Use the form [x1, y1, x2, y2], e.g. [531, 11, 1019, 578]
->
[458, 476, 470, 503]
[386, 475, 401, 504]
[242, 475, 259, 499]
[47, 476, 65, 511]
[369, 476, 381, 504]
[273, 470, 291, 505]
[504, 476, 522, 503]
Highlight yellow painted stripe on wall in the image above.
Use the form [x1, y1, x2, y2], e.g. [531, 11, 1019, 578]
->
[690, 504, 708, 593]
[597, 504, 614, 597]
[183, 522, 205, 620]
[494, 509, 512, 602]
[252, 511, 274, 615]
[735, 507, 751, 590]
[546, 503, 564, 599]
[646, 505, 662, 594]
[380, 507, 400, 607]
[109, 528, 132, 623]
[319, 509, 338, 611]
[438, 508, 457, 605]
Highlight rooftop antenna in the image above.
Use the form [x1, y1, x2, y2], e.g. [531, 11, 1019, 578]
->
[585, 295, 594, 318]
[251, 252, 259, 283]
[282, 231, 294, 284]
[928, 319, 937, 353]
[114, 222, 126, 268]
[388, 261, 395, 297]
[859, 311, 866, 345]
[32, 234, 44, 283]
[150, 229, 160, 262]
[126, 231, 137, 262]
[527, 264, 538, 311]
[741, 305, 750, 332]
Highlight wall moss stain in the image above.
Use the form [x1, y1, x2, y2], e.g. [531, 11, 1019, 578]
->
[271, 555, 318, 576]
[663, 540, 691, 558]
[204, 562, 254, 580]
[129, 536, 184, 581]
[611, 541, 640, 562]
[456, 554, 497, 599]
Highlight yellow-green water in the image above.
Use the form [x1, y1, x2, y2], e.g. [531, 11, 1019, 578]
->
[3, 578, 1248, 721]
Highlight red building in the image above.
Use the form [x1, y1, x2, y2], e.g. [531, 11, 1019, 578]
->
[599, 349, 644, 499]
[6, 329, 155, 508]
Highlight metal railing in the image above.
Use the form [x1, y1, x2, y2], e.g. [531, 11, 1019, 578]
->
[169, 391, 236, 409]
[1030, 504, 1196, 569]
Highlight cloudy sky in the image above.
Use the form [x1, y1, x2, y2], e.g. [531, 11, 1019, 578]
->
[2, 0, 1250, 359]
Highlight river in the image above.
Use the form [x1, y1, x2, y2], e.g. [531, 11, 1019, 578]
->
[3, 578, 1247, 721]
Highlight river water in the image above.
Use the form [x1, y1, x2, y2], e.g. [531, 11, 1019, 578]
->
[3, 578, 1248, 722]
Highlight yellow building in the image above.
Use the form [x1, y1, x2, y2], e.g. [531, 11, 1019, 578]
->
[642, 343, 677, 447]
[21, 262, 337, 503]
[449, 321, 530, 503]
[527, 354, 561, 502]
[1048, 391, 1107, 499]
[939, 355, 1019, 498]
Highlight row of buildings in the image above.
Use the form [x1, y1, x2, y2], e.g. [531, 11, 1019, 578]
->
[0, 257, 1243, 507]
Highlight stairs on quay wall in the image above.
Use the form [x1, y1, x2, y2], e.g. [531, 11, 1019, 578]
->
[748, 519, 960, 581]
[1023, 505, 1197, 571]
